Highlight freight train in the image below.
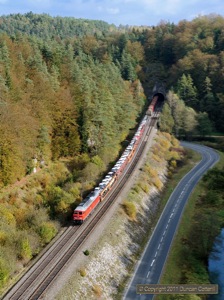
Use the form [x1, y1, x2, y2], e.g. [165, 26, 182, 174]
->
[73, 96, 158, 224]
[146, 95, 158, 116]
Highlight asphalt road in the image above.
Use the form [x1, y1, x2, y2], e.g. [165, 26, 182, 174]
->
[123, 142, 220, 300]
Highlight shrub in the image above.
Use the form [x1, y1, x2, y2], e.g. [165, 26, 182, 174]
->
[152, 154, 162, 162]
[167, 171, 173, 178]
[170, 160, 177, 169]
[0, 257, 10, 288]
[154, 177, 163, 190]
[69, 182, 82, 198]
[38, 222, 58, 244]
[38, 172, 52, 188]
[18, 237, 32, 260]
[79, 267, 87, 277]
[83, 249, 90, 256]
[92, 284, 102, 297]
[138, 182, 150, 194]
[133, 184, 141, 194]
[0, 231, 7, 246]
[127, 189, 140, 203]
[91, 155, 104, 168]
[123, 201, 136, 220]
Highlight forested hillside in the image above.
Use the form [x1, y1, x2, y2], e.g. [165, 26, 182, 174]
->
[0, 21, 146, 186]
[1, 13, 224, 291]
[139, 14, 224, 134]
[0, 12, 116, 38]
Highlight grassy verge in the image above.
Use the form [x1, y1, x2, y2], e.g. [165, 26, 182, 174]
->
[156, 149, 224, 300]
[114, 149, 202, 299]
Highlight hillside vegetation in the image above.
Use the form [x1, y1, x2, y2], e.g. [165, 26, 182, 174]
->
[1, 13, 224, 291]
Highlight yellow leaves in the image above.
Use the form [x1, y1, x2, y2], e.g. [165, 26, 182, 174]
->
[153, 177, 163, 190]
[0, 205, 16, 226]
[69, 182, 82, 200]
[18, 238, 32, 260]
[143, 164, 158, 178]
[92, 284, 102, 297]
[122, 200, 137, 220]
[79, 267, 87, 277]
[38, 222, 58, 244]
[0, 257, 10, 288]
[167, 150, 182, 161]
[138, 182, 150, 194]
[14, 208, 28, 227]
[160, 138, 171, 150]
[82, 36, 98, 55]
[90, 155, 104, 168]
[0, 231, 7, 245]
[126, 40, 144, 62]
[55, 200, 69, 214]
[170, 160, 177, 169]
[171, 135, 180, 148]
[152, 154, 162, 163]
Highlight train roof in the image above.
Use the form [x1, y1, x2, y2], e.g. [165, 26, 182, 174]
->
[75, 188, 101, 211]
[74, 111, 148, 214]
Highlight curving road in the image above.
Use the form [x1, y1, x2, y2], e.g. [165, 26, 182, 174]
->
[123, 142, 220, 300]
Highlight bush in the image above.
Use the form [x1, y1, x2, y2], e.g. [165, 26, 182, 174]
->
[153, 177, 163, 190]
[123, 201, 136, 220]
[91, 155, 104, 168]
[38, 222, 58, 244]
[92, 284, 102, 297]
[170, 160, 177, 169]
[0, 257, 10, 288]
[138, 182, 150, 194]
[133, 184, 141, 194]
[0, 231, 7, 246]
[18, 237, 32, 260]
[83, 249, 90, 256]
[79, 267, 87, 277]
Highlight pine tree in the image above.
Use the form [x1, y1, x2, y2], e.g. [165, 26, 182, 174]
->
[177, 74, 198, 108]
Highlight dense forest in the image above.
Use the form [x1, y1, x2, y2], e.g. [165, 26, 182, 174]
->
[0, 12, 117, 38]
[0, 12, 224, 291]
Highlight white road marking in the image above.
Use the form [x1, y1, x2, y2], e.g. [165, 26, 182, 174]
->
[155, 251, 158, 257]
[150, 259, 155, 267]
[166, 224, 168, 229]
[147, 271, 150, 278]
[157, 244, 161, 250]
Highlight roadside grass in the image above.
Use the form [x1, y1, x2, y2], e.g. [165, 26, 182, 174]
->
[157, 149, 224, 300]
[114, 148, 202, 299]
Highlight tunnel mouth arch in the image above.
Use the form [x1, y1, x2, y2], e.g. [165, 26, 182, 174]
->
[153, 92, 165, 102]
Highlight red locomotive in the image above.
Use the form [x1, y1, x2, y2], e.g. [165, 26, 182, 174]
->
[73, 114, 149, 224]
[73, 188, 101, 224]
[146, 95, 158, 116]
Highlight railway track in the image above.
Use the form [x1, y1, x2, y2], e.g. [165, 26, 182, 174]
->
[3, 113, 159, 300]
